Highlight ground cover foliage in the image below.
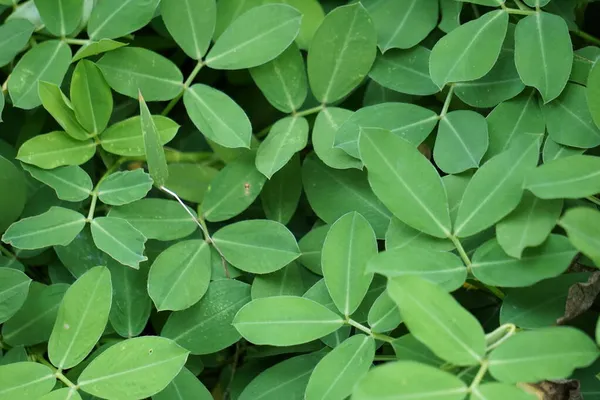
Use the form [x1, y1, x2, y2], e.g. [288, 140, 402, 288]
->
[2, 0, 600, 399]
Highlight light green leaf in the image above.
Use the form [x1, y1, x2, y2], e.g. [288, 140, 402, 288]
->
[256, 116, 308, 178]
[139, 93, 168, 187]
[496, 192, 562, 258]
[260, 154, 302, 225]
[21, 164, 92, 202]
[34, 0, 82, 36]
[588, 60, 600, 129]
[307, 3, 377, 104]
[184, 84, 252, 149]
[97, 169, 153, 206]
[165, 164, 218, 204]
[108, 198, 197, 241]
[160, 0, 215, 60]
[153, 367, 212, 400]
[87, 0, 160, 40]
[434, 110, 488, 174]
[97, 47, 183, 101]
[488, 327, 599, 383]
[212, 219, 300, 274]
[205, 4, 302, 70]
[543, 138, 585, 163]
[251, 262, 304, 299]
[0, 268, 31, 324]
[263, 0, 324, 50]
[471, 234, 576, 287]
[9, 40, 71, 109]
[90, 217, 147, 269]
[559, 207, 600, 267]
[298, 225, 329, 275]
[161, 279, 251, 354]
[335, 103, 439, 160]
[213, 0, 262, 39]
[369, 46, 439, 96]
[38, 388, 82, 400]
[391, 334, 444, 366]
[148, 240, 211, 311]
[312, 108, 361, 170]
[0, 362, 55, 400]
[525, 155, 600, 199]
[99, 115, 179, 156]
[306, 335, 374, 400]
[439, 0, 463, 33]
[0, 19, 34, 67]
[385, 218, 454, 252]
[353, 361, 468, 400]
[571, 46, 600, 86]
[543, 83, 600, 148]
[78, 336, 189, 399]
[70, 60, 113, 135]
[2, 207, 85, 250]
[0, 156, 26, 233]
[388, 276, 486, 365]
[472, 383, 537, 400]
[368, 292, 402, 333]
[72, 39, 127, 62]
[363, 0, 438, 52]
[201, 152, 266, 221]
[322, 212, 377, 316]
[48, 266, 112, 369]
[54, 227, 108, 278]
[17, 131, 96, 169]
[249, 43, 307, 113]
[429, 10, 508, 88]
[359, 128, 451, 238]
[453, 136, 540, 238]
[233, 296, 344, 346]
[514, 11, 572, 103]
[368, 247, 466, 292]
[38, 81, 89, 141]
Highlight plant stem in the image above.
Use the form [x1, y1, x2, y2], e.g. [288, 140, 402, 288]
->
[62, 38, 90, 46]
[485, 323, 516, 351]
[468, 360, 489, 390]
[440, 85, 454, 118]
[586, 196, 600, 207]
[374, 355, 397, 361]
[0, 244, 15, 259]
[573, 30, 600, 47]
[512, 0, 531, 11]
[293, 104, 324, 118]
[346, 318, 395, 343]
[1, 75, 9, 93]
[161, 60, 205, 116]
[86, 159, 124, 221]
[33, 354, 78, 390]
[449, 235, 472, 271]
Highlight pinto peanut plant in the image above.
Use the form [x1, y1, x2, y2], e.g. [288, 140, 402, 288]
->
[1, 0, 600, 399]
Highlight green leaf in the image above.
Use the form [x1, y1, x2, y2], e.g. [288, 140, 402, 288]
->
[260, 154, 302, 225]
[72, 39, 127, 62]
[392, 334, 444, 366]
[322, 212, 377, 316]
[201, 152, 266, 221]
[34, 0, 82, 36]
[0, 362, 56, 400]
[161, 279, 251, 354]
[587, 60, 600, 129]
[369, 47, 439, 96]
[439, 0, 463, 33]
[70, 60, 113, 135]
[434, 110, 488, 174]
[165, 164, 218, 204]
[38, 82, 89, 141]
[2, 283, 68, 346]
[368, 292, 402, 333]
[249, 43, 307, 113]
[453, 136, 540, 238]
[99, 115, 179, 156]
[2, 206, 86, 250]
[306, 335, 374, 400]
[488, 327, 599, 383]
[0, 19, 34, 67]
[496, 192, 563, 258]
[9, 40, 71, 109]
[153, 367, 212, 400]
[233, 296, 344, 346]
[90, 217, 148, 269]
[213, 0, 262, 39]
[160, 0, 215, 60]
[108, 198, 197, 241]
[96, 47, 183, 101]
[256, 116, 308, 178]
[543, 83, 600, 148]
[525, 155, 600, 199]
[388, 276, 486, 365]
[205, 4, 302, 70]
[353, 361, 468, 400]
[542, 138, 584, 163]
[87, 0, 160, 40]
[471, 234, 576, 287]
[54, 227, 108, 278]
[0, 268, 31, 324]
[472, 383, 537, 400]
[559, 207, 600, 267]
[48, 266, 112, 369]
[385, 218, 454, 252]
[298, 225, 328, 275]
[514, 11, 572, 103]
[97, 169, 153, 206]
[359, 128, 451, 238]
[148, 240, 211, 311]
[368, 247, 466, 292]
[0, 156, 27, 233]
[139, 93, 168, 187]
[212, 219, 300, 274]
[307, 3, 377, 104]
[38, 388, 82, 400]
[312, 108, 362, 170]
[78, 336, 189, 399]
[429, 10, 508, 88]
[571, 46, 600, 86]
[335, 103, 439, 160]
[21, 164, 92, 202]
[363, 0, 438, 52]
[184, 84, 252, 149]
[17, 131, 96, 169]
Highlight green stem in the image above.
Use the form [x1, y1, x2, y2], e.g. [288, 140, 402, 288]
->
[512, 0, 531, 11]
[33, 354, 78, 390]
[374, 355, 398, 361]
[440, 85, 454, 118]
[346, 318, 395, 343]
[449, 235, 472, 272]
[586, 196, 600, 207]
[485, 323, 516, 351]
[161, 60, 205, 116]
[573, 30, 600, 47]
[0, 244, 15, 259]
[86, 159, 124, 221]
[468, 360, 489, 390]
[62, 38, 90, 46]
[293, 105, 324, 118]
